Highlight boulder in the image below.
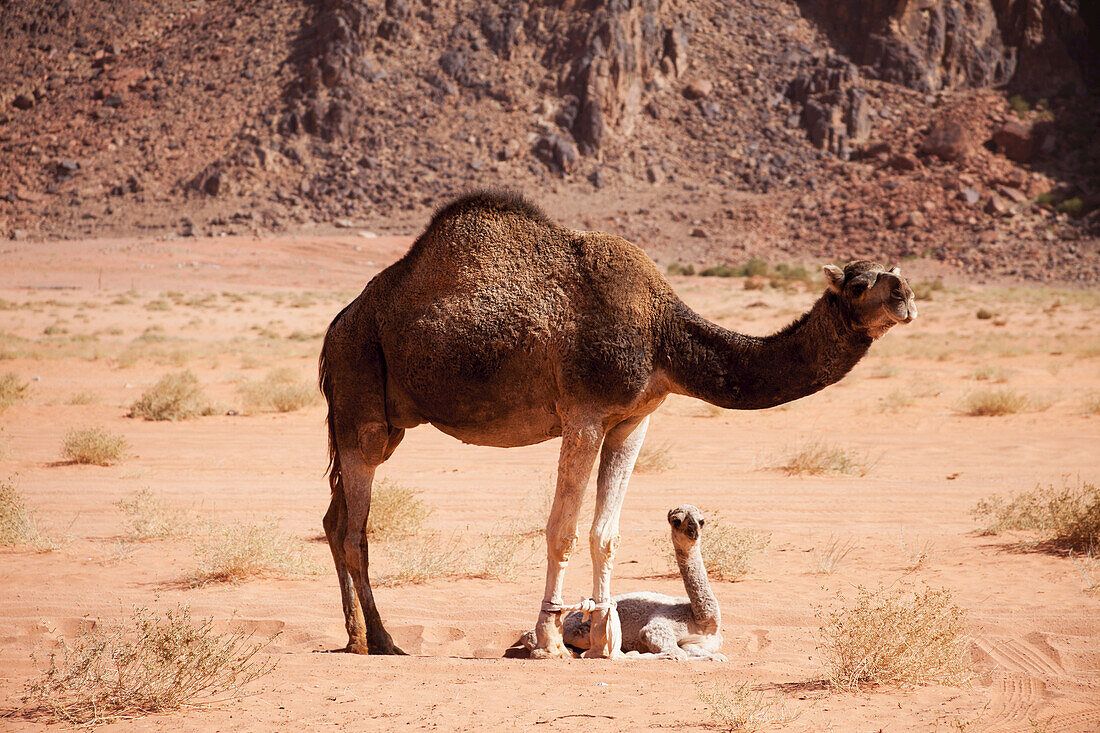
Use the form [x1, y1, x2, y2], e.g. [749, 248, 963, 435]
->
[683, 80, 713, 100]
[992, 121, 1040, 163]
[920, 120, 973, 161]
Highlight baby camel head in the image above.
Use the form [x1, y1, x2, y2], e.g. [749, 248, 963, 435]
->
[823, 260, 918, 339]
[668, 504, 705, 549]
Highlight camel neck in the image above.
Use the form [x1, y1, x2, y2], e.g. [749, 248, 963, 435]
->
[675, 543, 720, 627]
[660, 292, 872, 410]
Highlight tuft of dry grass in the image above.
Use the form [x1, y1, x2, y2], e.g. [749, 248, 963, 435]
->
[116, 488, 199, 541]
[0, 371, 28, 411]
[469, 523, 537, 581]
[877, 390, 914, 413]
[66, 391, 99, 405]
[1, 481, 60, 551]
[776, 441, 869, 476]
[62, 427, 128, 466]
[377, 533, 468, 586]
[969, 365, 1011, 383]
[19, 605, 276, 726]
[817, 585, 970, 691]
[962, 389, 1030, 416]
[1071, 550, 1099, 595]
[971, 477, 1099, 550]
[130, 370, 217, 421]
[189, 521, 321, 585]
[365, 479, 431, 540]
[633, 440, 676, 473]
[238, 368, 318, 413]
[695, 681, 796, 732]
[811, 536, 855, 575]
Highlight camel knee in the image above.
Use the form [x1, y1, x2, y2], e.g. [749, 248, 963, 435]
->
[589, 527, 620, 565]
[546, 531, 579, 564]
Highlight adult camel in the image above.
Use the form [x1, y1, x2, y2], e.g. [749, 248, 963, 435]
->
[319, 190, 917, 658]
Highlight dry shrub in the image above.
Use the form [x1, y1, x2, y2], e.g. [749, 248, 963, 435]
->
[0, 371, 28, 411]
[189, 521, 321, 585]
[365, 479, 430, 540]
[971, 477, 1099, 550]
[238, 368, 317, 413]
[1, 481, 60, 551]
[377, 533, 467, 586]
[116, 488, 198, 541]
[818, 585, 970, 691]
[634, 440, 675, 473]
[62, 427, 128, 466]
[19, 605, 275, 726]
[130, 371, 217, 421]
[1072, 550, 1099, 595]
[695, 681, 795, 732]
[704, 523, 770, 581]
[777, 441, 868, 476]
[962, 389, 1029, 416]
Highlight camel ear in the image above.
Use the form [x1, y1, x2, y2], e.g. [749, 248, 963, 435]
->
[888, 265, 901, 275]
[823, 265, 845, 293]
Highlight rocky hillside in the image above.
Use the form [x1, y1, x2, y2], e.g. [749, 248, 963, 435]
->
[1, 0, 1097, 281]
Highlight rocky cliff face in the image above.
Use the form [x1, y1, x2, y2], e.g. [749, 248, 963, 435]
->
[0, 0, 1096, 281]
[797, 0, 1096, 94]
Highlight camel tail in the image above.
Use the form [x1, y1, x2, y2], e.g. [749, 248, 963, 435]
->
[319, 302, 354, 496]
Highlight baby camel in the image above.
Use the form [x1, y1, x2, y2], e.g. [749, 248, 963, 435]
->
[522, 505, 725, 660]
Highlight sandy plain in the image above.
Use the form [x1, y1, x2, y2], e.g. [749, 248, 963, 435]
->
[0, 234, 1098, 732]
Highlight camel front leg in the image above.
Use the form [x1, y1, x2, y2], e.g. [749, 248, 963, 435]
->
[531, 420, 604, 659]
[585, 415, 649, 659]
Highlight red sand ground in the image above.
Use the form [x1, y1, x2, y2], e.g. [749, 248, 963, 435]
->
[1, 234, 1098, 731]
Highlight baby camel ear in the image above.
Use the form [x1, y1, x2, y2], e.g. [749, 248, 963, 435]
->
[823, 264, 845, 293]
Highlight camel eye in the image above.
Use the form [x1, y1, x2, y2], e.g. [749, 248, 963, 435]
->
[671, 517, 681, 527]
[697, 518, 705, 527]
[849, 282, 867, 296]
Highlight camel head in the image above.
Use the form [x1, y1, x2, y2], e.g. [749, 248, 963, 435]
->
[823, 260, 918, 339]
[668, 504, 705, 549]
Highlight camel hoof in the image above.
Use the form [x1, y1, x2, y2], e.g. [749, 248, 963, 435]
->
[369, 642, 408, 656]
[530, 644, 574, 659]
[344, 641, 371, 655]
[580, 647, 620, 660]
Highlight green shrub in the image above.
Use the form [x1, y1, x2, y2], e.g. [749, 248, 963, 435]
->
[666, 262, 695, 276]
[1056, 197, 1084, 218]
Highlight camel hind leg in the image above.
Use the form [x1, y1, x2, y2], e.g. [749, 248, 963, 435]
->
[321, 326, 407, 655]
[323, 489, 368, 653]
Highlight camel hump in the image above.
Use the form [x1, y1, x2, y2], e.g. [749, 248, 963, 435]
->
[427, 189, 554, 231]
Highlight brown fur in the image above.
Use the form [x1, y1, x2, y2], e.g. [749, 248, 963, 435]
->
[319, 190, 916, 655]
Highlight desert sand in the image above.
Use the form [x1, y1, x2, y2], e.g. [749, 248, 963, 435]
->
[1, 234, 1098, 731]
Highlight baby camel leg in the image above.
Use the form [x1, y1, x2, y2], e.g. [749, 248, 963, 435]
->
[585, 416, 649, 658]
[531, 420, 603, 659]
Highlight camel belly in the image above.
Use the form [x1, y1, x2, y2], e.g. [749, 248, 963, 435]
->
[384, 371, 564, 447]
